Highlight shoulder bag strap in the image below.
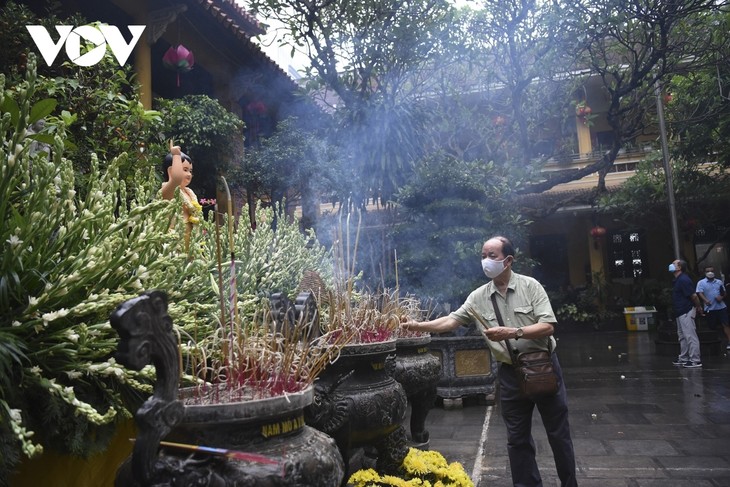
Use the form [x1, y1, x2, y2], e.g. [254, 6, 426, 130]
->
[490, 292, 517, 358]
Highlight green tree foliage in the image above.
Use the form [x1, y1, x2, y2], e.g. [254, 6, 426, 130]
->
[229, 116, 344, 229]
[248, 0, 457, 204]
[156, 95, 245, 200]
[246, 0, 572, 295]
[664, 7, 730, 167]
[0, 2, 165, 197]
[443, 1, 579, 169]
[393, 152, 529, 305]
[600, 154, 730, 242]
[597, 8, 730, 251]
[552, 0, 725, 193]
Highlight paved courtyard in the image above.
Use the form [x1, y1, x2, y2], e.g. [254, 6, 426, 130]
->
[420, 329, 730, 486]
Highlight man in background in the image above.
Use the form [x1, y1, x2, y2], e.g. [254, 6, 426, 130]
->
[670, 259, 703, 368]
[697, 265, 730, 351]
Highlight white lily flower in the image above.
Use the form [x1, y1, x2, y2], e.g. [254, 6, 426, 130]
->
[42, 308, 69, 324]
[6, 235, 23, 247]
[9, 409, 22, 422]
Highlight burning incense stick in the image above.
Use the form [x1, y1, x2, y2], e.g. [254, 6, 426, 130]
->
[157, 440, 281, 466]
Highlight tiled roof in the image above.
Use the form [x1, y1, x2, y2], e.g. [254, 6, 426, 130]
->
[517, 187, 597, 208]
[193, 0, 300, 85]
[516, 186, 623, 218]
[196, 0, 266, 37]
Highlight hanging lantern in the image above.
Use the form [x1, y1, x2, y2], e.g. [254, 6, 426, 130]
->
[590, 225, 607, 249]
[162, 45, 195, 87]
[575, 101, 593, 125]
[246, 100, 267, 115]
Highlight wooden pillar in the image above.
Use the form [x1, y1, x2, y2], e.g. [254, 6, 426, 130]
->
[576, 117, 592, 156]
[588, 226, 605, 276]
[134, 12, 152, 110]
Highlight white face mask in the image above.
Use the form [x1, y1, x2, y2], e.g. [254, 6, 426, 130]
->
[482, 257, 508, 279]
[706, 272, 715, 280]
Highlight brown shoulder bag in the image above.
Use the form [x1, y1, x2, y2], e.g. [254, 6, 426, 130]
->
[490, 293, 559, 399]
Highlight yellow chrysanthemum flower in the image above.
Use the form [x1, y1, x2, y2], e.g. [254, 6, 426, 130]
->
[348, 448, 474, 487]
[381, 474, 409, 486]
[349, 468, 383, 486]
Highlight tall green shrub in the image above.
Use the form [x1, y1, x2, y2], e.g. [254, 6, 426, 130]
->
[0, 2, 165, 195]
[393, 152, 529, 307]
[0, 56, 214, 483]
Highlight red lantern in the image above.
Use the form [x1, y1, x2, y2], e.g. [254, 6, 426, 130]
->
[163, 45, 195, 87]
[590, 225, 606, 249]
[576, 102, 593, 126]
[246, 101, 267, 115]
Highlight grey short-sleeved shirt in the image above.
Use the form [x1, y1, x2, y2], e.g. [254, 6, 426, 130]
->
[449, 272, 557, 364]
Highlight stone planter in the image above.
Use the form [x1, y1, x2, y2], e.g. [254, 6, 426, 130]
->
[305, 339, 408, 478]
[118, 386, 345, 486]
[392, 335, 441, 447]
[428, 329, 497, 408]
[110, 291, 344, 486]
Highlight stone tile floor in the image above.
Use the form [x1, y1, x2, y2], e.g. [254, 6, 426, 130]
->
[420, 330, 730, 486]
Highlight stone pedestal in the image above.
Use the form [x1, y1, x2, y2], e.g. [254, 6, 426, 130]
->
[392, 336, 441, 447]
[428, 328, 497, 407]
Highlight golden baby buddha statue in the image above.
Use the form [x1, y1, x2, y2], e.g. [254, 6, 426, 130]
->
[161, 141, 201, 250]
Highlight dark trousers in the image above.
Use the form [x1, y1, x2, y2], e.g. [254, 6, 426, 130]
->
[498, 353, 577, 487]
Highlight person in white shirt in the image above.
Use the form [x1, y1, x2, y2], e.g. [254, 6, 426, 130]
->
[696, 265, 730, 350]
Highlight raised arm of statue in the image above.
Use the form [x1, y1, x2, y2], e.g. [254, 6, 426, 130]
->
[161, 140, 191, 200]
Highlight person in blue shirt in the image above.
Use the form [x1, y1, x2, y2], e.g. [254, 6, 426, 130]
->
[670, 259, 703, 368]
[696, 265, 730, 350]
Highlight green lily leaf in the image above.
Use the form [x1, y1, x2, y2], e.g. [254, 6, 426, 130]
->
[29, 99, 57, 125]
